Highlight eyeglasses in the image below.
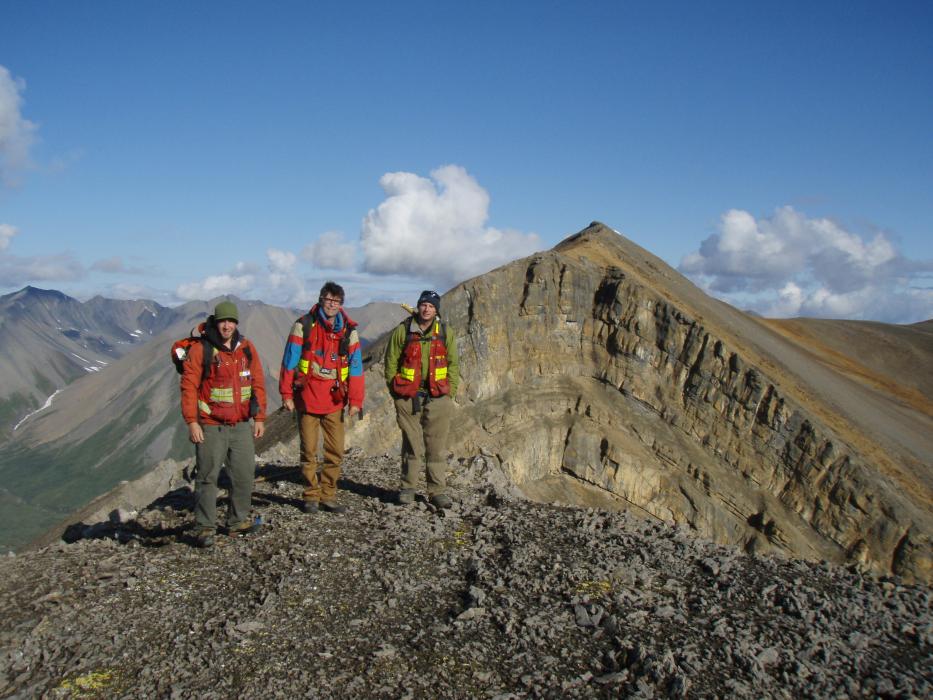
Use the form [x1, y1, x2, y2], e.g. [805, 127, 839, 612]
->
[320, 297, 343, 306]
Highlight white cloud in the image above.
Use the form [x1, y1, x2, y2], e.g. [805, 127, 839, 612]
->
[0, 223, 16, 250]
[267, 248, 297, 275]
[176, 271, 255, 301]
[360, 165, 541, 289]
[0, 225, 87, 288]
[175, 251, 312, 306]
[680, 206, 933, 323]
[301, 230, 357, 270]
[266, 248, 308, 306]
[0, 66, 37, 186]
[0, 253, 84, 287]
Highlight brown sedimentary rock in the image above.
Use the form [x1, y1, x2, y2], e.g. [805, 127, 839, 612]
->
[346, 223, 932, 582]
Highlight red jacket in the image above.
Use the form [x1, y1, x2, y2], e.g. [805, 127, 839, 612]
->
[181, 338, 267, 425]
[278, 306, 364, 415]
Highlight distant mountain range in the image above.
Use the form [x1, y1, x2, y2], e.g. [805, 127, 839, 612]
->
[0, 289, 403, 551]
[0, 286, 176, 435]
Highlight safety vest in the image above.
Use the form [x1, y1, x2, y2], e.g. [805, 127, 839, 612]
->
[392, 320, 450, 398]
[196, 341, 256, 424]
[295, 312, 354, 403]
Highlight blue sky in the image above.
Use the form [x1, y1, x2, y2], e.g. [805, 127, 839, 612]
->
[1, 1, 931, 322]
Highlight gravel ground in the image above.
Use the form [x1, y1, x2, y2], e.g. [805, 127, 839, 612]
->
[0, 450, 930, 699]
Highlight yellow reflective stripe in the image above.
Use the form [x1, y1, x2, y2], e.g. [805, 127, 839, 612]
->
[400, 367, 416, 381]
[298, 358, 310, 374]
[209, 387, 235, 403]
[434, 367, 447, 380]
[340, 366, 349, 381]
[198, 400, 212, 415]
[241, 386, 252, 401]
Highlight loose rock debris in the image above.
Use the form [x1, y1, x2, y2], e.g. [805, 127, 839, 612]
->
[1, 450, 930, 698]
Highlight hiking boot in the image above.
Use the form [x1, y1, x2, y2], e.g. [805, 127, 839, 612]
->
[193, 528, 215, 549]
[301, 500, 319, 514]
[320, 500, 347, 514]
[396, 488, 416, 505]
[227, 518, 261, 537]
[429, 494, 453, 510]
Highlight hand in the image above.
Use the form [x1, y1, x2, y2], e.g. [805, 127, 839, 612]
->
[253, 421, 265, 439]
[188, 422, 204, 444]
[283, 398, 295, 412]
[347, 405, 360, 417]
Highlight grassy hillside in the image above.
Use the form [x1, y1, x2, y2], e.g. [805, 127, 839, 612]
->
[0, 404, 192, 551]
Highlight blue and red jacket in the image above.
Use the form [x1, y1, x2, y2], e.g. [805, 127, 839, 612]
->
[278, 305, 364, 415]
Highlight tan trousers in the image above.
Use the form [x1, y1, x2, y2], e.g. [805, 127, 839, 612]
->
[299, 410, 344, 503]
[394, 394, 452, 496]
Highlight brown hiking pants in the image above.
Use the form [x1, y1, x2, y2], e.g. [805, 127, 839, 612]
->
[299, 410, 345, 503]
[394, 394, 452, 496]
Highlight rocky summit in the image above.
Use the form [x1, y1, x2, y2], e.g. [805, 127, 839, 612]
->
[345, 222, 933, 583]
[1, 450, 930, 698]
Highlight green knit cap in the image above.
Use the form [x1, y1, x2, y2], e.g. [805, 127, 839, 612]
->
[213, 300, 239, 322]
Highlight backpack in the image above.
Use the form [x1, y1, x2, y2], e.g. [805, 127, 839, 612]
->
[172, 323, 259, 419]
[171, 325, 252, 378]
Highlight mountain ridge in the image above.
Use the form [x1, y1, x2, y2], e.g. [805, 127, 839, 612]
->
[0, 286, 177, 436]
[332, 221, 931, 581]
[4, 222, 931, 582]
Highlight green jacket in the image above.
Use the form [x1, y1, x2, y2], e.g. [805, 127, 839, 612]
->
[384, 317, 459, 398]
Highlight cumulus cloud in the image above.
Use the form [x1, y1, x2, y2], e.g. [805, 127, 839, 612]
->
[266, 248, 308, 306]
[0, 66, 37, 186]
[176, 270, 256, 301]
[301, 231, 357, 270]
[680, 206, 933, 323]
[0, 223, 16, 250]
[360, 165, 540, 289]
[267, 249, 297, 280]
[176, 251, 312, 306]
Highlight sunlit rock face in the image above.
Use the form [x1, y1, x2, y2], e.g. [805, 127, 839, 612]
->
[348, 222, 932, 583]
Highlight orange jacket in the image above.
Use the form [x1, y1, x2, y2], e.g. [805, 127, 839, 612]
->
[180, 338, 267, 425]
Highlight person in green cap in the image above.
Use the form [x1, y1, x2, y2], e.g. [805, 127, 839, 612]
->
[180, 299, 267, 548]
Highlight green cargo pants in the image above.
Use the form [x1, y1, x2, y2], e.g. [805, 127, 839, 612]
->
[194, 421, 255, 530]
[394, 394, 453, 497]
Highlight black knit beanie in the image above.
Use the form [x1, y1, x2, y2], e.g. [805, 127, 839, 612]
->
[417, 290, 441, 312]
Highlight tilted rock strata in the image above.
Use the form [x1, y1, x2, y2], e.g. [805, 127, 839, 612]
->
[348, 223, 932, 582]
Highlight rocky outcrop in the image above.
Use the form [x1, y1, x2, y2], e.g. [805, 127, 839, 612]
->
[348, 223, 933, 582]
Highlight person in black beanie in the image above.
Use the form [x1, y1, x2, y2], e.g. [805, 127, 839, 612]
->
[383, 290, 459, 508]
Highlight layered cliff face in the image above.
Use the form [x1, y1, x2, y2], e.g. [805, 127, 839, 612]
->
[351, 223, 932, 582]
